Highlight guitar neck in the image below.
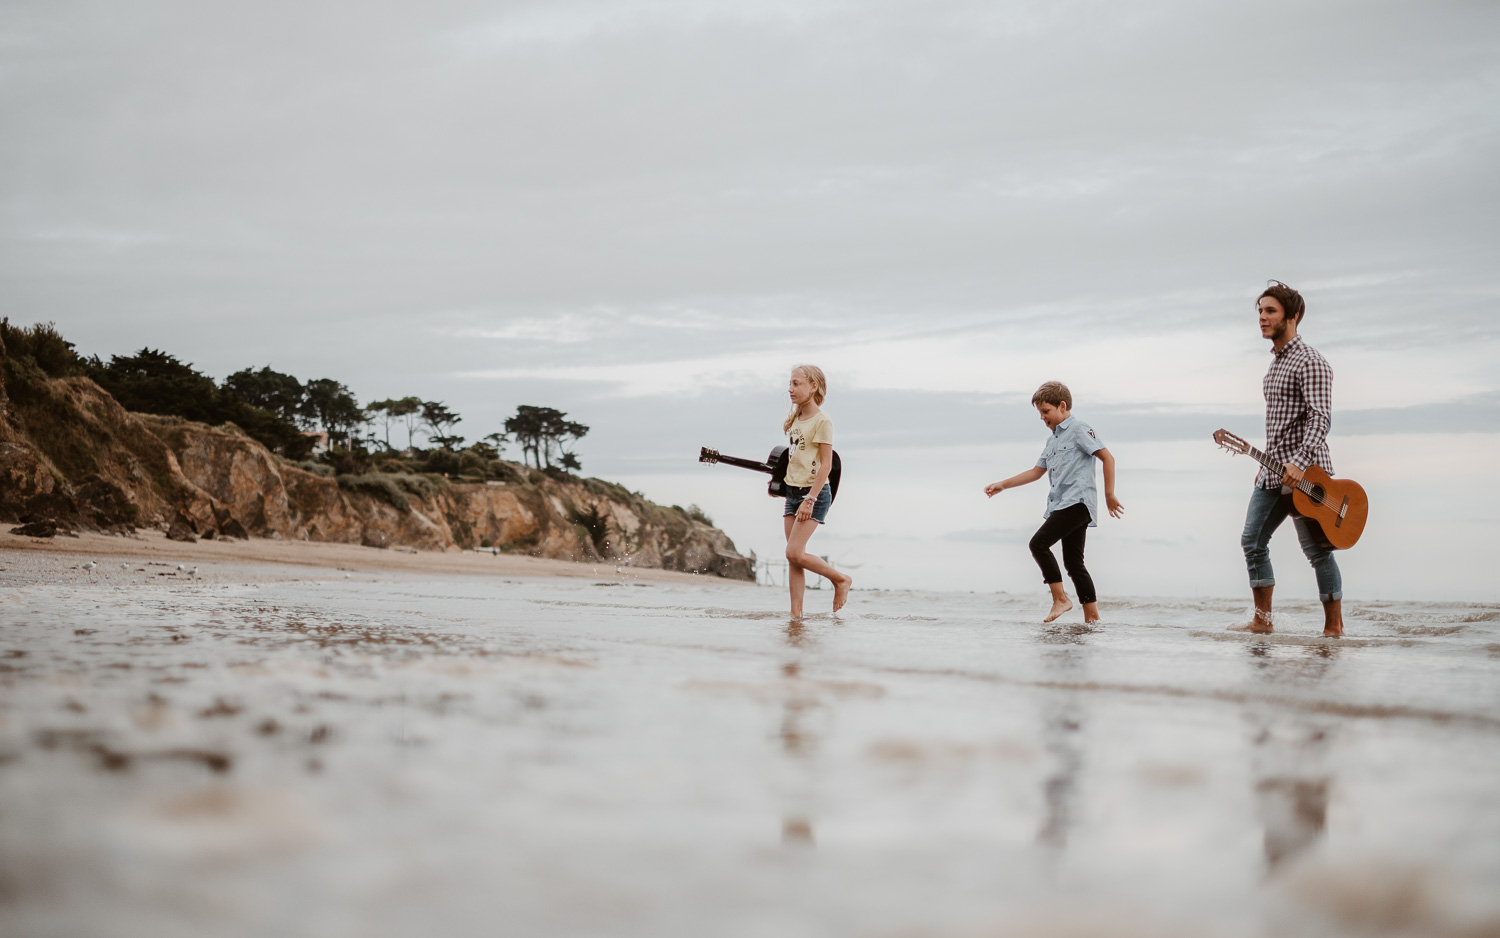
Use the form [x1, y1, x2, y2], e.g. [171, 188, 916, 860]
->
[712, 454, 772, 474]
[1243, 442, 1312, 493]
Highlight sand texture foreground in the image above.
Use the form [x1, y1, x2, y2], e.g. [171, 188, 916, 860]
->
[2, 548, 1498, 938]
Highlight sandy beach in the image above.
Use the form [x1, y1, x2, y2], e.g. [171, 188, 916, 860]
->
[2, 542, 1498, 938]
[0, 529, 749, 585]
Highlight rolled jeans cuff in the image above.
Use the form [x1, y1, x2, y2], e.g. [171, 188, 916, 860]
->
[1249, 577, 1275, 589]
[1321, 590, 1343, 603]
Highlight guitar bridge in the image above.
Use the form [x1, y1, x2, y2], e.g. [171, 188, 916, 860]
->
[1336, 496, 1349, 527]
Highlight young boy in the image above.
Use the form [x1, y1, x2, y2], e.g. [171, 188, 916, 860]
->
[984, 382, 1124, 623]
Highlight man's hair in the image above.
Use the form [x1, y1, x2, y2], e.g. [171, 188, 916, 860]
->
[1031, 381, 1072, 409]
[1258, 280, 1305, 323]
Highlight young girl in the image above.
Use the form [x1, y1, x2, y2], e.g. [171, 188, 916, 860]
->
[782, 365, 853, 617]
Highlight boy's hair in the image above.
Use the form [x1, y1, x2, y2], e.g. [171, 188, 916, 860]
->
[1031, 381, 1072, 409]
[1257, 280, 1305, 323]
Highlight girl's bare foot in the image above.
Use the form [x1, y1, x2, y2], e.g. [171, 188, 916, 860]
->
[1043, 598, 1073, 622]
[833, 575, 852, 613]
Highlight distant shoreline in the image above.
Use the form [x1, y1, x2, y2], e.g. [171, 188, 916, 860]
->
[0, 529, 757, 586]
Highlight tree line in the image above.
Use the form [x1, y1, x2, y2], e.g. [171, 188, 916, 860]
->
[0, 320, 589, 475]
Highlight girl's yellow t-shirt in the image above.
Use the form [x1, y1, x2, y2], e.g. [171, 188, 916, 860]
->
[785, 411, 834, 487]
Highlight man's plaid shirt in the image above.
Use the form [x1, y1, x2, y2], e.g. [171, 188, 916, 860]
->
[1259, 335, 1333, 489]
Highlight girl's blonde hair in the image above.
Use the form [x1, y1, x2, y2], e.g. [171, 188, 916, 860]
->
[783, 364, 828, 433]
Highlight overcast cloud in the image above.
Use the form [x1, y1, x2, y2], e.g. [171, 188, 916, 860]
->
[3, 0, 1497, 599]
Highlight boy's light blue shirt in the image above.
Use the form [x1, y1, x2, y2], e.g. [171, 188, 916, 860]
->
[1035, 415, 1105, 527]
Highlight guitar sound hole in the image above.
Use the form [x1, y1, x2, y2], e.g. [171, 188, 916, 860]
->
[1309, 485, 1325, 504]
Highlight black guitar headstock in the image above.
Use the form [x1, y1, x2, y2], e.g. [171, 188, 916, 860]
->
[698, 447, 720, 464]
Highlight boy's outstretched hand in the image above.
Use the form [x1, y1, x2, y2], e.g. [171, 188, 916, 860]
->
[1106, 494, 1124, 518]
[983, 482, 1004, 497]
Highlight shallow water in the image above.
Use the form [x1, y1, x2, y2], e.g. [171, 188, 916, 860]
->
[2, 563, 1498, 937]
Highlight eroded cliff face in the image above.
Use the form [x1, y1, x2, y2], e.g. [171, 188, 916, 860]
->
[0, 360, 753, 579]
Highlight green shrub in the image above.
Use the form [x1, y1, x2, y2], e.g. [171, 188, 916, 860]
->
[1, 320, 83, 378]
[686, 503, 714, 526]
[337, 474, 410, 512]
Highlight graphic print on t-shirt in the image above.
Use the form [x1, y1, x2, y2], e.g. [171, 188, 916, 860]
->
[784, 412, 834, 488]
[788, 425, 818, 478]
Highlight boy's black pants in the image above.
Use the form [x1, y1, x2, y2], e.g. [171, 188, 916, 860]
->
[1028, 503, 1096, 604]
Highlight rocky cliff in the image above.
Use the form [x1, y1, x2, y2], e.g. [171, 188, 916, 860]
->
[0, 334, 753, 579]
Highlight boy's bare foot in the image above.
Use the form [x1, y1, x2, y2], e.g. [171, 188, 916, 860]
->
[1322, 625, 1343, 638]
[833, 575, 852, 613]
[1043, 598, 1073, 623]
[1082, 601, 1100, 624]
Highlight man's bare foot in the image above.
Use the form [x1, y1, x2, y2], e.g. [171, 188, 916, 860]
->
[1043, 598, 1073, 623]
[1231, 587, 1276, 634]
[1322, 599, 1343, 637]
[1227, 611, 1274, 634]
[1227, 621, 1273, 634]
[833, 575, 852, 613]
[1082, 601, 1100, 624]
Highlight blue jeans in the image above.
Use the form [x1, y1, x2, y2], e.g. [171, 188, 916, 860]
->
[1241, 487, 1342, 603]
[783, 485, 832, 524]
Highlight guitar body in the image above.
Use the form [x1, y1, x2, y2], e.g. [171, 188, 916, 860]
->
[765, 446, 842, 503]
[765, 446, 791, 497]
[1212, 429, 1369, 550]
[1289, 463, 1368, 550]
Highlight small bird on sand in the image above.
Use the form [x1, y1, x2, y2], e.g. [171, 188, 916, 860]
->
[80, 561, 97, 580]
[189, 565, 199, 578]
[120, 563, 128, 569]
[176, 564, 185, 572]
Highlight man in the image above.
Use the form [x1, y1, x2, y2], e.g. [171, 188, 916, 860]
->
[1232, 281, 1344, 637]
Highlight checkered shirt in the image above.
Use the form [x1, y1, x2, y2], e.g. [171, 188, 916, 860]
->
[1259, 335, 1334, 489]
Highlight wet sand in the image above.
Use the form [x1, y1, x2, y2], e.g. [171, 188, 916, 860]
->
[2, 547, 1498, 937]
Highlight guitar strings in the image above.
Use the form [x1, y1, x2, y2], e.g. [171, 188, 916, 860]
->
[1220, 441, 1343, 513]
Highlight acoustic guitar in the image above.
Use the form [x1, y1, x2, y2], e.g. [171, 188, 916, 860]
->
[1212, 429, 1368, 550]
[699, 445, 842, 502]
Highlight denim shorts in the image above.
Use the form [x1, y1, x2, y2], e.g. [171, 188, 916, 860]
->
[783, 485, 832, 524]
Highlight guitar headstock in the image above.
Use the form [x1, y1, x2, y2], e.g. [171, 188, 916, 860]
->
[1213, 429, 1250, 455]
[698, 447, 720, 464]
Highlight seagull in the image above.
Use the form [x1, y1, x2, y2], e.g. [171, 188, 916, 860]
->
[81, 561, 97, 580]
[190, 566, 199, 578]
[120, 563, 128, 569]
[176, 564, 185, 572]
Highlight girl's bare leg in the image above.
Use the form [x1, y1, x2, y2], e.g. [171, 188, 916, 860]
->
[784, 515, 806, 618]
[785, 517, 853, 613]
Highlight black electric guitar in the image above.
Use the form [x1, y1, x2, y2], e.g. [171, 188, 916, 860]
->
[699, 445, 841, 502]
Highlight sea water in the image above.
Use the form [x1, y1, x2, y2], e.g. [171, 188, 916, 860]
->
[1, 566, 1497, 937]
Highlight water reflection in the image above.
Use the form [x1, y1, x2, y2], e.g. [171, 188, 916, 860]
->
[1034, 622, 1097, 853]
[1244, 642, 1339, 873]
[779, 620, 818, 846]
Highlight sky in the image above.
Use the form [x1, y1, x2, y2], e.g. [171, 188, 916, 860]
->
[3, 0, 1498, 601]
